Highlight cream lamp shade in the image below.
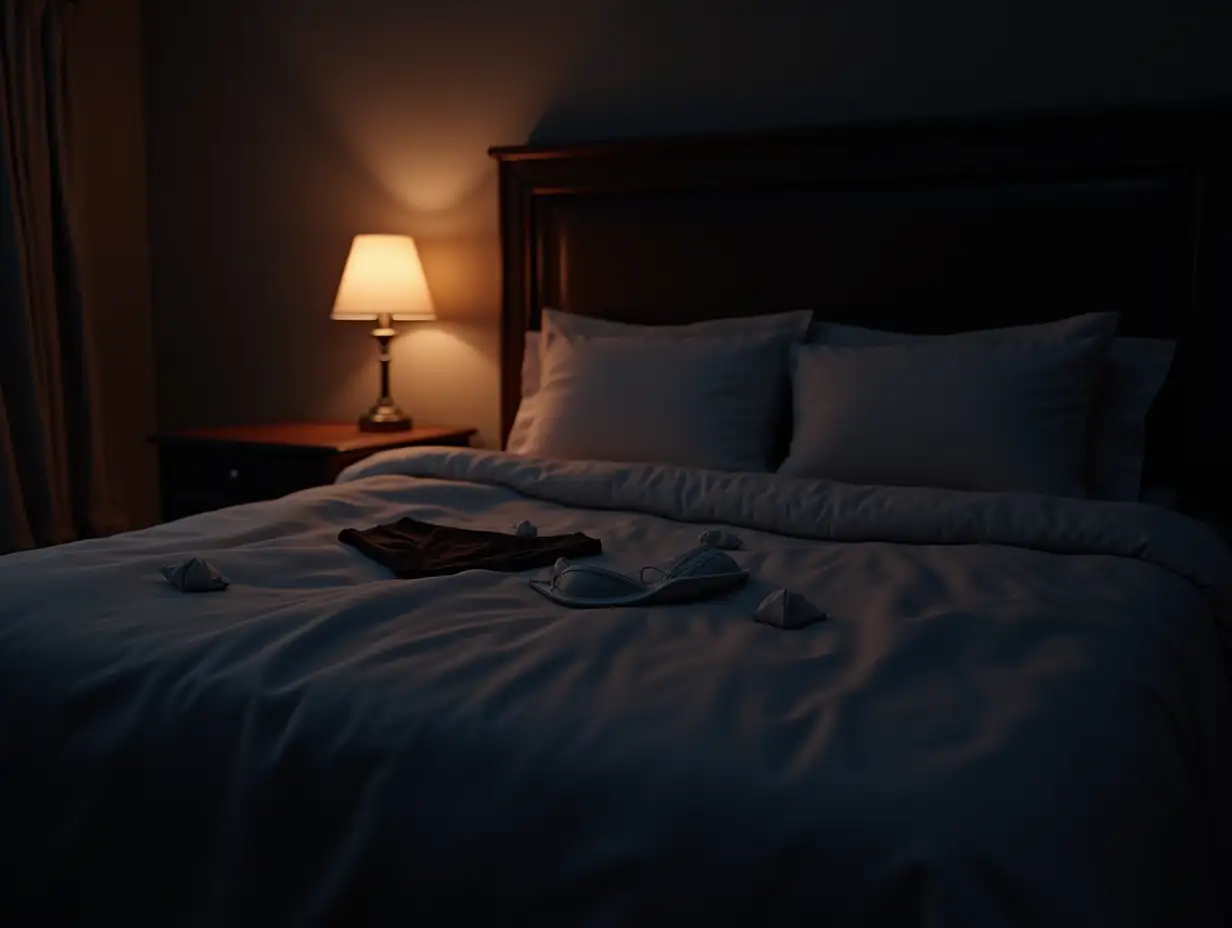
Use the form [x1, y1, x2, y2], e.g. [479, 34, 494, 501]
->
[330, 234, 436, 322]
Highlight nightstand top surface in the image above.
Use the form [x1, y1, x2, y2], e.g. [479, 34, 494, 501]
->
[152, 422, 477, 453]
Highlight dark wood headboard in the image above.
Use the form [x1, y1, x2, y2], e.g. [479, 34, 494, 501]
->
[490, 101, 1232, 520]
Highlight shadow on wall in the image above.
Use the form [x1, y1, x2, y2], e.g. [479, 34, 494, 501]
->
[529, 0, 1232, 141]
[269, 0, 610, 222]
[144, 0, 1232, 448]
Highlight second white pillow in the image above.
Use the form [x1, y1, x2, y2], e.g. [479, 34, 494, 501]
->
[781, 337, 1113, 496]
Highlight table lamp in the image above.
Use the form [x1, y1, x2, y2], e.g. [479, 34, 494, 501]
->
[331, 234, 436, 432]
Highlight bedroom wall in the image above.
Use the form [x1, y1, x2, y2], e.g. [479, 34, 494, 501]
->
[142, 0, 1232, 449]
[75, 0, 159, 527]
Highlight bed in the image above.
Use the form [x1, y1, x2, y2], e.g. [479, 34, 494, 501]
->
[2, 102, 1232, 926]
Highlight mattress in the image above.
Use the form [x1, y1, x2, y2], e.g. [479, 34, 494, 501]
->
[0, 447, 1229, 926]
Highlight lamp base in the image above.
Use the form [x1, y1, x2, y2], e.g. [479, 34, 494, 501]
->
[358, 401, 412, 432]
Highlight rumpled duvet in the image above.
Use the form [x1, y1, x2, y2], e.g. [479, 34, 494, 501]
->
[0, 447, 1229, 927]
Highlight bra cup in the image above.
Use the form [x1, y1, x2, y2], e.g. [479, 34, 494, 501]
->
[553, 563, 648, 598]
[664, 546, 740, 580]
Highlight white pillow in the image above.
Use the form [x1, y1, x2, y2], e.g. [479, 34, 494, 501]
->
[1091, 336, 1175, 500]
[521, 334, 793, 471]
[805, 312, 1117, 348]
[505, 339, 543, 454]
[806, 313, 1173, 500]
[507, 308, 811, 454]
[539, 308, 812, 384]
[521, 336, 541, 400]
[781, 336, 1113, 496]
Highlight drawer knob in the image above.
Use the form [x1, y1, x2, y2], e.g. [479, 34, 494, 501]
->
[228, 468, 239, 481]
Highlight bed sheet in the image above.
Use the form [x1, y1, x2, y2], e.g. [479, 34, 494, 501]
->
[0, 448, 1229, 926]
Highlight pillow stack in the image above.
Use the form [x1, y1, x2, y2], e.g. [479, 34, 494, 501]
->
[508, 308, 1174, 501]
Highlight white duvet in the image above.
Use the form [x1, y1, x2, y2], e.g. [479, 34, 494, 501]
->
[0, 447, 1229, 926]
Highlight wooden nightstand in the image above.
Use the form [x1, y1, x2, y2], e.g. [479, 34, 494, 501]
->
[151, 422, 476, 522]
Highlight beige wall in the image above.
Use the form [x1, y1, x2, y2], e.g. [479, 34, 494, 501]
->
[142, 0, 1232, 450]
[75, 0, 158, 527]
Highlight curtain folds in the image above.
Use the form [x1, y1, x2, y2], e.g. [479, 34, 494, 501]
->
[0, 0, 121, 553]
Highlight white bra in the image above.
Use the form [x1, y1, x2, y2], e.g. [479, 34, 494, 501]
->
[529, 545, 748, 609]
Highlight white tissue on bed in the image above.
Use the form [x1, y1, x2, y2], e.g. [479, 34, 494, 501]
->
[161, 557, 229, 592]
[514, 520, 538, 538]
[754, 588, 825, 629]
[698, 529, 742, 550]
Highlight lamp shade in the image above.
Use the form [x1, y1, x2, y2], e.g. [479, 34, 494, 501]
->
[330, 234, 436, 322]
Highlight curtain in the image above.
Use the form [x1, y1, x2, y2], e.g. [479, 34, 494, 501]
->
[0, 0, 122, 554]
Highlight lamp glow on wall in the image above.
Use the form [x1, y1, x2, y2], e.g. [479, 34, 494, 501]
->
[331, 234, 436, 432]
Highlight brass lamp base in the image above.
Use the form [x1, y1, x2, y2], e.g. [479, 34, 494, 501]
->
[358, 316, 412, 432]
[359, 401, 412, 432]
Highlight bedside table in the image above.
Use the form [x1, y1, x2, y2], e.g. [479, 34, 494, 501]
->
[151, 422, 476, 522]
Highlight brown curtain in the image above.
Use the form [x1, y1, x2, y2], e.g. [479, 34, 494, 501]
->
[0, 0, 122, 554]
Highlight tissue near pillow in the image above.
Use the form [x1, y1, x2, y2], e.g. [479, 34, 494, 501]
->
[781, 337, 1111, 496]
[522, 335, 790, 471]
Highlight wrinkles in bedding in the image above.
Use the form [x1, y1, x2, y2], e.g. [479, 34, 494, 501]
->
[0, 449, 1229, 926]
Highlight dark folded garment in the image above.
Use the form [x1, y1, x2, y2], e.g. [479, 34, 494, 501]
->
[339, 517, 601, 579]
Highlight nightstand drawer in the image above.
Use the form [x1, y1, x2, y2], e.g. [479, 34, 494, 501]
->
[152, 423, 476, 522]
[160, 446, 327, 499]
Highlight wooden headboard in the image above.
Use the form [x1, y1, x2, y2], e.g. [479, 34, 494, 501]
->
[490, 101, 1232, 520]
